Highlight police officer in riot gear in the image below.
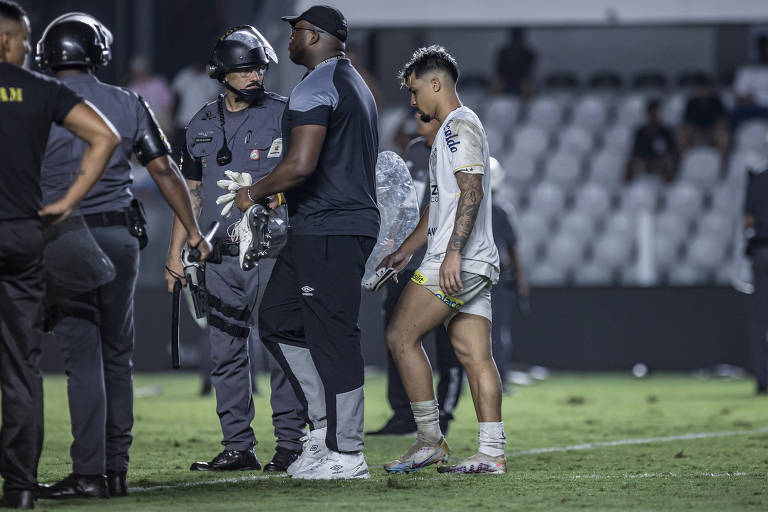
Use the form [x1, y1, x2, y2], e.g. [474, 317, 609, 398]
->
[34, 12, 210, 500]
[165, 25, 305, 473]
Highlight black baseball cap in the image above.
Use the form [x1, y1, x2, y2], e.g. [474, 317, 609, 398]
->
[281, 5, 348, 42]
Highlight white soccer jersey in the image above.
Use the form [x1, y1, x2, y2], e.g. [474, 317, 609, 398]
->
[420, 106, 500, 283]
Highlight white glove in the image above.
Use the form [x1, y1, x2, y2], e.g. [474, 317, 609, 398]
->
[215, 171, 253, 217]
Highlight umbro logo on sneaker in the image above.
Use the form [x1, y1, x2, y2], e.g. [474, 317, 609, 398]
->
[301, 286, 314, 296]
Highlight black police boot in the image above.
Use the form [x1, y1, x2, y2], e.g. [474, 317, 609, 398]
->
[263, 447, 301, 473]
[37, 473, 108, 500]
[105, 472, 127, 497]
[189, 448, 261, 471]
[366, 415, 417, 436]
[0, 489, 35, 509]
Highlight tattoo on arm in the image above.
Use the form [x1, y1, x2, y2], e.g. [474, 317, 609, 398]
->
[187, 180, 202, 217]
[447, 172, 484, 252]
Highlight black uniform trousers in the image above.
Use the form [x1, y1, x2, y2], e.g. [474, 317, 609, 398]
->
[750, 246, 768, 392]
[0, 219, 45, 494]
[52, 225, 139, 475]
[260, 234, 374, 453]
[382, 269, 464, 426]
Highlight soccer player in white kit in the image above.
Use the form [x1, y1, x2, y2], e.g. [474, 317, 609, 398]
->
[378, 45, 506, 474]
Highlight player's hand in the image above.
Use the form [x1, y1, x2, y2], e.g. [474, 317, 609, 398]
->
[234, 186, 256, 211]
[187, 233, 212, 263]
[164, 256, 186, 292]
[440, 250, 463, 296]
[377, 249, 412, 283]
[38, 199, 74, 225]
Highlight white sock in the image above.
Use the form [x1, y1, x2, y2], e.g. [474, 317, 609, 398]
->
[411, 400, 442, 444]
[478, 422, 506, 457]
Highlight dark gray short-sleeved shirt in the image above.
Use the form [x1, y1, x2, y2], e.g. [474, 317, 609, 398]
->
[41, 73, 169, 214]
[182, 92, 286, 242]
[281, 58, 379, 238]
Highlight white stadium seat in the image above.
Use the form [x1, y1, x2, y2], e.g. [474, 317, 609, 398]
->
[543, 152, 582, 187]
[511, 124, 549, 159]
[571, 95, 609, 133]
[735, 120, 768, 152]
[527, 96, 563, 133]
[527, 181, 567, 219]
[677, 146, 721, 188]
[602, 124, 633, 154]
[558, 125, 595, 157]
[588, 151, 625, 188]
[573, 182, 613, 219]
[664, 182, 705, 220]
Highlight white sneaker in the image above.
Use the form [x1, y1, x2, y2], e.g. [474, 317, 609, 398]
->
[292, 451, 370, 480]
[286, 427, 329, 477]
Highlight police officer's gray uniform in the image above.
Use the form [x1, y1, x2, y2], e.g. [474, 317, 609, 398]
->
[41, 74, 164, 476]
[746, 162, 768, 393]
[183, 93, 305, 452]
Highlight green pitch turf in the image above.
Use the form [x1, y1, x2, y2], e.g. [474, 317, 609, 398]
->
[18, 373, 768, 510]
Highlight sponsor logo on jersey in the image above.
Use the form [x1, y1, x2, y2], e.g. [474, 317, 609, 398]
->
[443, 122, 461, 153]
[427, 227, 437, 236]
[250, 149, 260, 161]
[411, 270, 428, 285]
[430, 183, 439, 203]
[0, 87, 23, 102]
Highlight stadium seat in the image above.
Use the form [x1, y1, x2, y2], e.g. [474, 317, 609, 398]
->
[664, 182, 705, 220]
[502, 151, 538, 187]
[734, 120, 768, 152]
[544, 233, 586, 270]
[527, 181, 567, 219]
[529, 262, 568, 286]
[557, 212, 595, 241]
[620, 179, 660, 211]
[727, 149, 765, 182]
[511, 124, 549, 159]
[686, 234, 728, 271]
[589, 70, 623, 89]
[516, 236, 539, 266]
[654, 232, 682, 270]
[710, 184, 744, 215]
[485, 126, 505, 155]
[517, 211, 551, 246]
[592, 232, 634, 269]
[571, 95, 609, 133]
[632, 70, 667, 90]
[543, 71, 580, 89]
[696, 211, 734, 240]
[656, 212, 690, 242]
[603, 211, 635, 239]
[666, 264, 705, 286]
[573, 182, 613, 219]
[587, 151, 626, 188]
[572, 262, 614, 286]
[660, 92, 685, 126]
[558, 125, 595, 157]
[543, 152, 583, 187]
[677, 146, 721, 188]
[483, 95, 520, 133]
[602, 124, 633, 154]
[615, 94, 646, 128]
[527, 96, 563, 133]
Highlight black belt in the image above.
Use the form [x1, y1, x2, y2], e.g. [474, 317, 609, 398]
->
[82, 210, 129, 228]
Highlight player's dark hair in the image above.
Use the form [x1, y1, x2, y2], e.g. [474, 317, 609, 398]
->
[398, 45, 459, 88]
[0, 0, 26, 23]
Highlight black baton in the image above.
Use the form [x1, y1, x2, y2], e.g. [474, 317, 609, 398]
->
[188, 222, 219, 262]
[171, 279, 181, 369]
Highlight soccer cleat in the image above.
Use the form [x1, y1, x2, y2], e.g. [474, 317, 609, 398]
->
[362, 266, 397, 291]
[384, 437, 450, 474]
[436, 451, 507, 474]
[291, 451, 370, 480]
[286, 428, 329, 477]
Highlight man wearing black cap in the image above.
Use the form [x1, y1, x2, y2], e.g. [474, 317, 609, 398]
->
[234, 5, 379, 480]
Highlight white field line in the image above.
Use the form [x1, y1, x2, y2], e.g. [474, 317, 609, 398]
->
[127, 426, 768, 493]
[508, 426, 768, 456]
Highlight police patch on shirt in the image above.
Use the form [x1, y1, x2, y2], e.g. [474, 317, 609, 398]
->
[250, 149, 260, 161]
[267, 138, 283, 158]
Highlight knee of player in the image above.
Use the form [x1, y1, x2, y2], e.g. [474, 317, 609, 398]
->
[384, 325, 412, 355]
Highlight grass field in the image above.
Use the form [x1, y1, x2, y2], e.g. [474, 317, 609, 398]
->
[20, 372, 768, 510]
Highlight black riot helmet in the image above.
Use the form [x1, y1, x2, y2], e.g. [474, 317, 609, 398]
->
[207, 25, 278, 101]
[35, 12, 113, 71]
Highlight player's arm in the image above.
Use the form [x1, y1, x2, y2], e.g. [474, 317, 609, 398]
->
[40, 102, 119, 223]
[234, 124, 326, 211]
[165, 179, 202, 292]
[441, 119, 486, 295]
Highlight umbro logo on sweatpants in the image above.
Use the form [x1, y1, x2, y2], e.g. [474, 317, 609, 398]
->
[301, 286, 314, 296]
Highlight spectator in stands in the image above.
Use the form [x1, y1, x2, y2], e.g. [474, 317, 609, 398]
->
[127, 56, 174, 136]
[678, 75, 729, 155]
[625, 99, 677, 183]
[731, 35, 768, 130]
[170, 64, 221, 158]
[493, 27, 536, 99]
